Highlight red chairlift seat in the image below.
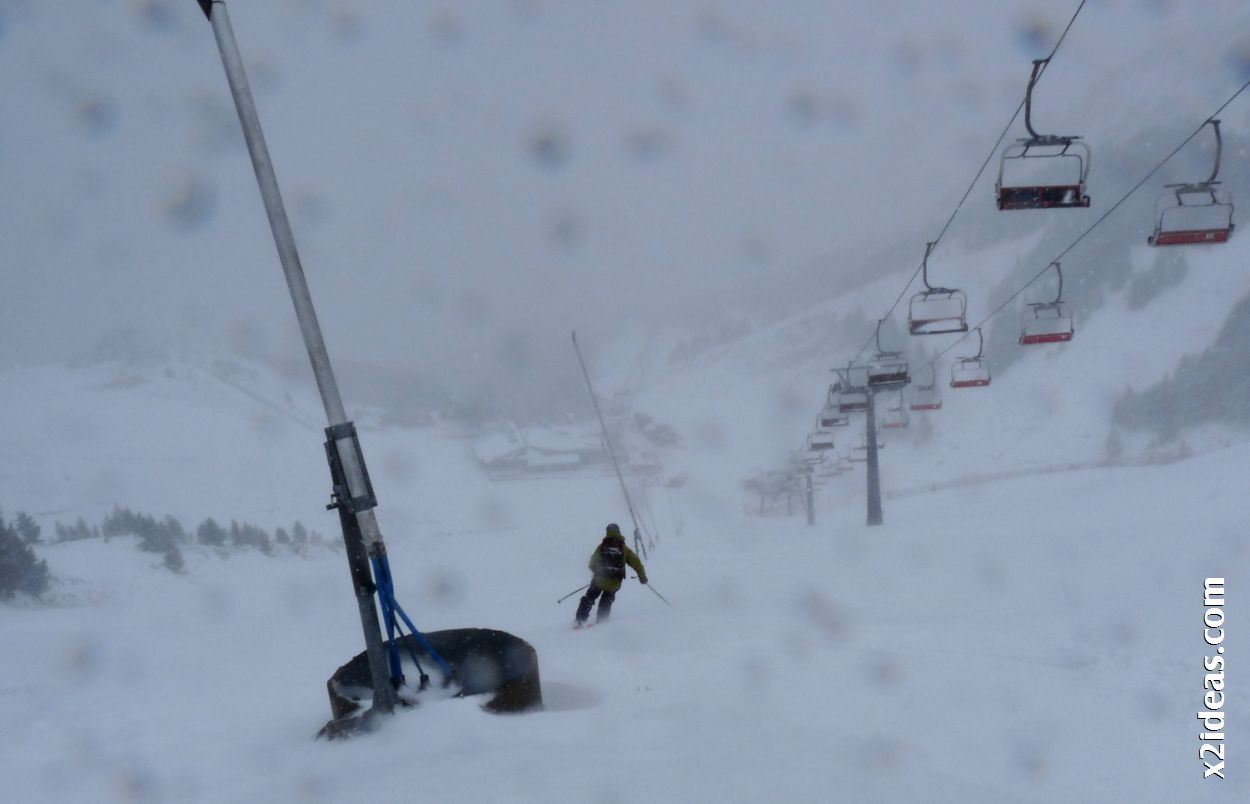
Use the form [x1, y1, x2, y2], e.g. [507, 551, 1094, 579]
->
[908, 243, 968, 336]
[1151, 225, 1233, 247]
[905, 367, 940, 412]
[909, 391, 941, 411]
[1148, 119, 1234, 247]
[1018, 261, 1074, 345]
[909, 289, 969, 335]
[908, 365, 942, 411]
[996, 59, 1091, 212]
[1148, 185, 1234, 245]
[950, 327, 991, 389]
[996, 166, 1090, 210]
[1019, 303, 1073, 345]
[951, 359, 991, 388]
[880, 391, 908, 429]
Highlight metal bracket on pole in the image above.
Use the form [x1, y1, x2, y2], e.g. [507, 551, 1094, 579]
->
[324, 422, 378, 515]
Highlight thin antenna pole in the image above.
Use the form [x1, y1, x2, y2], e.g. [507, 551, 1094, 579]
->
[198, 0, 395, 712]
[571, 332, 647, 559]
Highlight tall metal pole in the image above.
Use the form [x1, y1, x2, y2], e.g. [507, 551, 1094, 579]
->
[571, 332, 648, 559]
[865, 389, 884, 526]
[805, 472, 815, 527]
[197, 0, 396, 712]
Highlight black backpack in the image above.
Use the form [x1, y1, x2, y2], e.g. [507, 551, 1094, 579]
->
[599, 543, 627, 580]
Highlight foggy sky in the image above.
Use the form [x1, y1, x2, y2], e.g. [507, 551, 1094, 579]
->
[3, 0, 1249, 421]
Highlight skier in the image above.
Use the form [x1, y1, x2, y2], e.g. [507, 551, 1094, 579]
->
[574, 523, 647, 627]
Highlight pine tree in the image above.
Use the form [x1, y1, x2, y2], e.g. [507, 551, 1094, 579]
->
[197, 517, 227, 547]
[0, 511, 51, 599]
[54, 517, 97, 542]
[162, 544, 185, 574]
[14, 512, 41, 544]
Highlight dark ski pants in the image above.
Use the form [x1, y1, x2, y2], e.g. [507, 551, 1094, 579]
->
[575, 584, 617, 624]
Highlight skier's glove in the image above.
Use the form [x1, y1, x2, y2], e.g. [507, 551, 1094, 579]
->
[639, 577, 648, 585]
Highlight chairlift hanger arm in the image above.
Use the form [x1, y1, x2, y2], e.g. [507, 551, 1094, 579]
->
[1206, 118, 1223, 185]
[920, 241, 936, 291]
[1037, 261, 1064, 306]
[1023, 58, 1048, 140]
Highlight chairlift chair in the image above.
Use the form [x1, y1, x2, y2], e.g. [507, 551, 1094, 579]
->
[909, 242, 969, 336]
[950, 327, 991, 388]
[837, 389, 869, 414]
[1019, 261, 1074, 345]
[909, 365, 942, 411]
[832, 364, 869, 413]
[818, 407, 849, 430]
[820, 388, 851, 428]
[880, 391, 909, 429]
[1148, 119, 1235, 246]
[866, 319, 910, 388]
[850, 430, 884, 462]
[807, 431, 836, 452]
[996, 59, 1091, 211]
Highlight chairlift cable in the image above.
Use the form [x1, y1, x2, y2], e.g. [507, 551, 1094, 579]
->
[924, 76, 1250, 371]
[848, 0, 1087, 366]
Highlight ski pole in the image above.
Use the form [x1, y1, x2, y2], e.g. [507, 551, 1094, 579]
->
[557, 583, 590, 604]
[642, 581, 672, 607]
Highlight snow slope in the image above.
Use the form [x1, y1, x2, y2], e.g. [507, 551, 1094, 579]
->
[1, 345, 1248, 804]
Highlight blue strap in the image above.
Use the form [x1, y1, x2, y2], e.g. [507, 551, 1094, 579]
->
[371, 555, 455, 683]
[373, 563, 406, 684]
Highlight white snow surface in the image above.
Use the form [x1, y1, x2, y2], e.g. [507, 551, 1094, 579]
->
[2, 352, 1249, 804]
